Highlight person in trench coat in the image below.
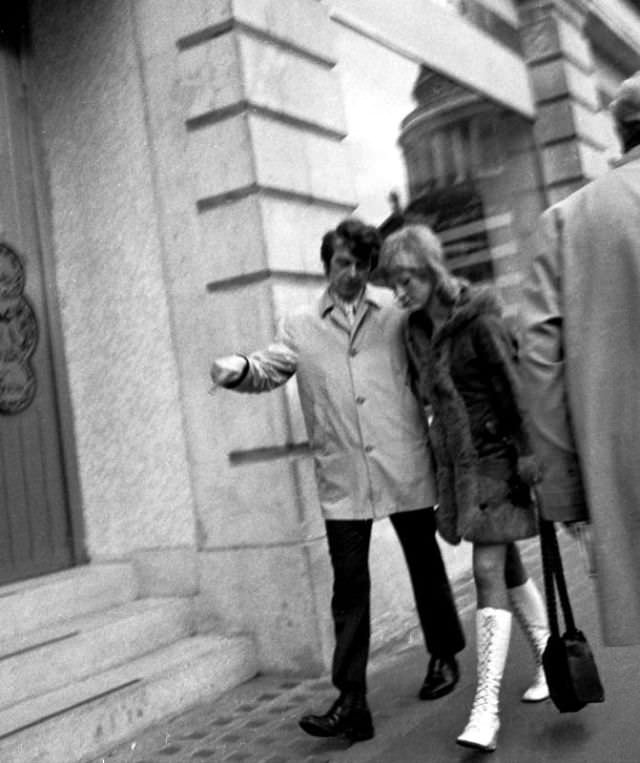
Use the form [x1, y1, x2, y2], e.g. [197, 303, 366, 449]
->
[519, 71, 640, 647]
[379, 224, 547, 753]
[209, 218, 465, 743]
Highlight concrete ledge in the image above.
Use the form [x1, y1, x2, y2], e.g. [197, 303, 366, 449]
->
[130, 547, 199, 597]
[0, 598, 195, 709]
[0, 564, 138, 642]
[0, 634, 257, 763]
[179, 31, 345, 135]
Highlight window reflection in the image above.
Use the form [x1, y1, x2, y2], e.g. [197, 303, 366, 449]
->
[381, 66, 546, 314]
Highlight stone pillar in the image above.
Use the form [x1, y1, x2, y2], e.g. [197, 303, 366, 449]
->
[518, 0, 611, 204]
[132, 0, 357, 673]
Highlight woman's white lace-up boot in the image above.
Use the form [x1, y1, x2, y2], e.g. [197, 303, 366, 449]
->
[457, 607, 512, 753]
[508, 578, 550, 702]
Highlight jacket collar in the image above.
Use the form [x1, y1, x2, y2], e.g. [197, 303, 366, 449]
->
[431, 283, 502, 344]
[319, 284, 383, 319]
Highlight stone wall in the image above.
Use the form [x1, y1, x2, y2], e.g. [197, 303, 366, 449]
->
[29, 0, 198, 595]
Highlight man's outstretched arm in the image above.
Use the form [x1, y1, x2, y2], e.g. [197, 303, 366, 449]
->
[210, 318, 298, 393]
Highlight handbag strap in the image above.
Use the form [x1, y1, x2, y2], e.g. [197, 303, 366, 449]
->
[537, 494, 578, 635]
[540, 515, 561, 637]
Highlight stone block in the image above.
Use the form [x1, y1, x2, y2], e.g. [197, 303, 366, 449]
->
[498, 152, 543, 195]
[572, 101, 608, 149]
[249, 113, 356, 204]
[557, 15, 594, 71]
[196, 381, 318, 548]
[564, 61, 600, 111]
[193, 279, 315, 547]
[199, 282, 293, 442]
[541, 140, 582, 184]
[535, 99, 605, 149]
[179, 32, 244, 123]
[530, 57, 569, 102]
[180, 32, 345, 133]
[270, 279, 326, 323]
[520, 16, 562, 63]
[260, 196, 342, 274]
[197, 539, 334, 673]
[198, 194, 268, 283]
[200, 457, 316, 548]
[238, 34, 346, 133]
[134, 0, 232, 58]
[137, 0, 335, 65]
[546, 179, 587, 205]
[188, 113, 255, 200]
[534, 100, 576, 143]
[233, 0, 335, 63]
[578, 141, 609, 180]
[196, 194, 343, 284]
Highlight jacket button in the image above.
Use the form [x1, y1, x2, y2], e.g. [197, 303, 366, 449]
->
[356, 396, 365, 405]
[350, 348, 358, 357]
[365, 444, 374, 453]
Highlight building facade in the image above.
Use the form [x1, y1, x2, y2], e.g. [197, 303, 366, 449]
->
[1, 0, 639, 756]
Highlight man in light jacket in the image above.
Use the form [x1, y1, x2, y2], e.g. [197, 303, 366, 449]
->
[210, 218, 465, 742]
[519, 73, 640, 647]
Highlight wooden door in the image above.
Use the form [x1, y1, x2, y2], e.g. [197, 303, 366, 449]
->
[0, 22, 79, 583]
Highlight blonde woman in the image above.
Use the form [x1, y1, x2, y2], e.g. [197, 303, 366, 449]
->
[379, 224, 548, 752]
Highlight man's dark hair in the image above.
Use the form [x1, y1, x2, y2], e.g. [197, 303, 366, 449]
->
[320, 218, 381, 274]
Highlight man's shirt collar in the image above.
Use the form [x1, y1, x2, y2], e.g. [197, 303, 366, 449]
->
[319, 285, 382, 319]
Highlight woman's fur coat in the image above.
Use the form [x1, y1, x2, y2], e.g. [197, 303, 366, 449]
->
[406, 284, 537, 545]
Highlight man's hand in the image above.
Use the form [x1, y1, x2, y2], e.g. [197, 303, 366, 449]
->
[517, 454, 543, 486]
[210, 355, 247, 388]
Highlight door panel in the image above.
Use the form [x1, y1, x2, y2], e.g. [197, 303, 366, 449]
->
[0, 29, 75, 583]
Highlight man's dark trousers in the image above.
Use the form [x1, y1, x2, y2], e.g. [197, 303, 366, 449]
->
[325, 506, 465, 694]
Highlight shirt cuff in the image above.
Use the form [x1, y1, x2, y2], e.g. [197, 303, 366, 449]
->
[225, 355, 250, 389]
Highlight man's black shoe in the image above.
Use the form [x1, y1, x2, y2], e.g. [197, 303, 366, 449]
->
[418, 655, 459, 700]
[299, 693, 374, 742]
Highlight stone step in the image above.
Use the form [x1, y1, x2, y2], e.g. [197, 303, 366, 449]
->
[0, 597, 195, 710]
[0, 633, 258, 763]
[0, 564, 138, 642]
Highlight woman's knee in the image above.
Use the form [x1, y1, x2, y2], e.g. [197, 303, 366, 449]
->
[472, 545, 506, 586]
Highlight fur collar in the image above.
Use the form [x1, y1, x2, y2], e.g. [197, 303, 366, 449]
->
[434, 283, 503, 344]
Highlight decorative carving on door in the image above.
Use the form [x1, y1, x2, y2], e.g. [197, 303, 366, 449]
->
[0, 242, 38, 414]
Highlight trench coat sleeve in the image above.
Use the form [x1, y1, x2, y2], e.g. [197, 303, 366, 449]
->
[229, 318, 298, 393]
[519, 209, 588, 521]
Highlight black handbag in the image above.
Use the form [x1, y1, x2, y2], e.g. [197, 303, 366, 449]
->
[538, 507, 605, 713]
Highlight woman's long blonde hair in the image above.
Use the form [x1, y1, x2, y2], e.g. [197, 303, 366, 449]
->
[379, 224, 460, 305]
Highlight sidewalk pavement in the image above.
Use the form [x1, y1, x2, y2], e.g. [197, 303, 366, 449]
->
[94, 533, 640, 763]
